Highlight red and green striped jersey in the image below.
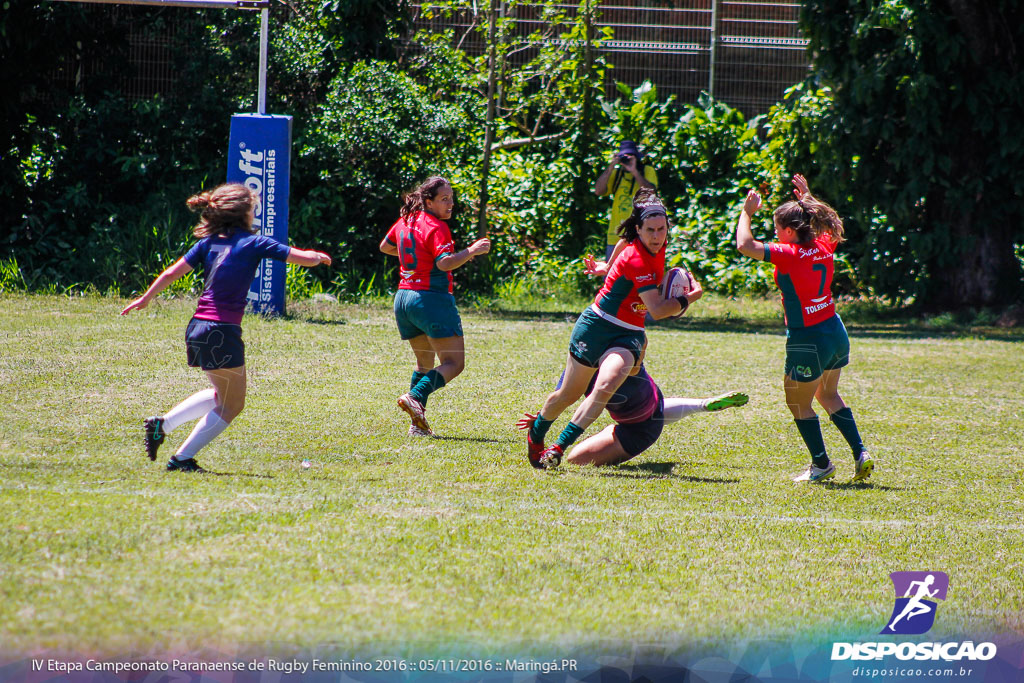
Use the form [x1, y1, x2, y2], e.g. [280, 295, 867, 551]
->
[764, 236, 838, 328]
[384, 211, 456, 294]
[593, 241, 665, 330]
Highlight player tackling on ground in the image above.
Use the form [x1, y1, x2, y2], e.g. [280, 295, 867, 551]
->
[524, 188, 703, 469]
[519, 355, 747, 466]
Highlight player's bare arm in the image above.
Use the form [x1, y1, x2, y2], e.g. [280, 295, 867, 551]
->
[286, 248, 332, 267]
[736, 189, 766, 261]
[437, 238, 490, 272]
[120, 257, 193, 315]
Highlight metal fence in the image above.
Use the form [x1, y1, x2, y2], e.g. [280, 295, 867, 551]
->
[49, 4, 186, 101]
[405, 0, 810, 115]
[53, 0, 809, 115]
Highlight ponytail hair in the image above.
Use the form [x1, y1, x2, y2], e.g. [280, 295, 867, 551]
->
[187, 183, 257, 238]
[400, 176, 451, 224]
[616, 187, 668, 242]
[773, 194, 845, 244]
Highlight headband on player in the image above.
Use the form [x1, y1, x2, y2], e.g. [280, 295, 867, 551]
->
[639, 205, 667, 221]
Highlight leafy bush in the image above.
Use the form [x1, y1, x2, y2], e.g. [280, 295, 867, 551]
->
[285, 262, 324, 301]
[15, 1, 1014, 310]
[291, 60, 472, 292]
[0, 258, 28, 293]
[796, 0, 1024, 307]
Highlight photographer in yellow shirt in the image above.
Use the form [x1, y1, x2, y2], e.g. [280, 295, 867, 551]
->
[594, 140, 659, 260]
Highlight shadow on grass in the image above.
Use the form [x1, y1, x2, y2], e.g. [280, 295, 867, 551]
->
[297, 318, 349, 326]
[586, 461, 741, 484]
[473, 308, 583, 323]
[471, 309, 1024, 342]
[295, 475, 380, 484]
[292, 296, 1024, 340]
[0, 462, 266, 480]
[824, 481, 906, 492]
[431, 435, 509, 444]
[651, 317, 1022, 342]
[194, 470, 275, 479]
[277, 313, 348, 326]
[474, 308, 783, 335]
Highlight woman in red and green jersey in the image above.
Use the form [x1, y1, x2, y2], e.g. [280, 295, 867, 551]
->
[526, 188, 704, 469]
[380, 176, 490, 437]
[736, 174, 873, 484]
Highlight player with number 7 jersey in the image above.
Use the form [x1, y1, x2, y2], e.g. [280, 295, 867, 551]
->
[764, 237, 836, 328]
[736, 174, 873, 485]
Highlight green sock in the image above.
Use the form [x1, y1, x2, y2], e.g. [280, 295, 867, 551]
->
[829, 407, 865, 458]
[530, 414, 553, 443]
[409, 369, 446, 405]
[410, 371, 427, 404]
[794, 417, 830, 469]
[555, 422, 586, 449]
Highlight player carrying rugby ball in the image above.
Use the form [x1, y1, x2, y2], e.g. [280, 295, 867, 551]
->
[524, 188, 703, 469]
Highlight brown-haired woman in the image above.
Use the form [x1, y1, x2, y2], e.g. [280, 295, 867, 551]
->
[121, 183, 331, 472]
[380, 176, 490, 437]
[525, 188, 704, 469]
[735, 174, 873, 484]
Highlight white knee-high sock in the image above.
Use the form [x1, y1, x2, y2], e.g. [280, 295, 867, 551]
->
[162, 389, 217, 433]
[661, 398, 706, 425]
[174, 411, 230, 460]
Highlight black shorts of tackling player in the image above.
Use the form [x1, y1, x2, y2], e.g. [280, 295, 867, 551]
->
[608, 389, 665, 464]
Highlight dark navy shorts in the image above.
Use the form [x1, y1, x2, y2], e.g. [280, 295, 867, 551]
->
[394, 289, 464, 340]
[784, 314, 850, 382]
[185, 317, 245, 370]
[612, 389, 665, 461]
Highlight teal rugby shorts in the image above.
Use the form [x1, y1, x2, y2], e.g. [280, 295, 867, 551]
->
[784, 314, 850, 382]
[568, 307, 646, 368]
[394, 288, 464, 340]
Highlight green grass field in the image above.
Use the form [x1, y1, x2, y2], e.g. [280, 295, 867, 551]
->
[1, 293, 1021, 658]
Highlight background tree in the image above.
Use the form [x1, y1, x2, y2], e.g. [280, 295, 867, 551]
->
[800, 0, 1024, 307]
[6, 0, 1022, 312]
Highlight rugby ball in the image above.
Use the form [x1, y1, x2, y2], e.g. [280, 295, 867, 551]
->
[662, 266, 693, 300]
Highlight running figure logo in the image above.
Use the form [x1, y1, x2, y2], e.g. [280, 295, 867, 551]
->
[881, 571, 948, 635]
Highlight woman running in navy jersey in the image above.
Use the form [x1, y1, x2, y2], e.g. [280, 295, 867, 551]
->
[121, 183, 331, 472]
[380, 176, 490, 437]
[736, 174, 873, 483]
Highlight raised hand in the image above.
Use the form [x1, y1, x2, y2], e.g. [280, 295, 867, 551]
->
[792, 174, 810, 200]
[743, 189, 762, 217]
[583, 254, 609, 276]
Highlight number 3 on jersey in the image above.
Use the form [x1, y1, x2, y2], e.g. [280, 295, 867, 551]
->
[399, 230, 418, 271]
